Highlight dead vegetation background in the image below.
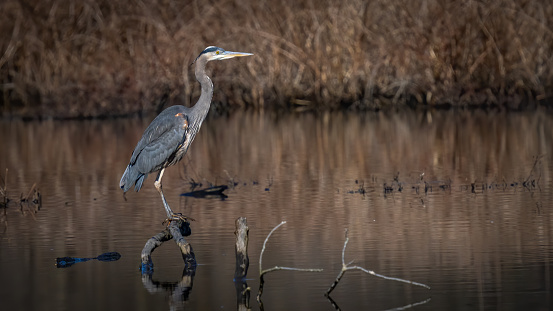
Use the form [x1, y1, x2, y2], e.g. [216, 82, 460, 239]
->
[1, 0, 552, 118]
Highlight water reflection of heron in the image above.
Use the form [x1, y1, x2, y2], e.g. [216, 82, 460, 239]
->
[120, 46, 253, 221]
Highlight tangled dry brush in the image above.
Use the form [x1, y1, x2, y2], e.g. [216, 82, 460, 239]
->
[1, 0, 552, 118]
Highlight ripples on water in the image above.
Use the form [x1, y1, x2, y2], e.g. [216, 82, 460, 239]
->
[0, 110, 551, 310]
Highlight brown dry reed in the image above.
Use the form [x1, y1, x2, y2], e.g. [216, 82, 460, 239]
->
[1, 0, 552, 118]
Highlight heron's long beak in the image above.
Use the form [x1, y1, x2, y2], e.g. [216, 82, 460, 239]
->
[217, 51, 254, 60]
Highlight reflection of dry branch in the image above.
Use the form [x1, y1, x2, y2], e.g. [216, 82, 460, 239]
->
[257, 221, 323, 302]
[326, 293, 431, 311]
[325, 229, 430, 296]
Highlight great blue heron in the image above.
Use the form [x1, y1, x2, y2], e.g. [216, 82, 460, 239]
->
[120, 46, 253, 221]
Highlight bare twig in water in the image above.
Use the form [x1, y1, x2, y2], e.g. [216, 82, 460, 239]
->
[0, 168, 7, 206]
[523, 154, 544, 190]
[1, 169, 41, 223]
[325, 229, 430, 296]
[257, 221, 323, 302]
[23, 183, 36, 202]
[12, 182, 41, 221]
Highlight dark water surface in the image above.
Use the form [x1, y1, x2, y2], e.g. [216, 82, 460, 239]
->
[1, 110, 552, 310]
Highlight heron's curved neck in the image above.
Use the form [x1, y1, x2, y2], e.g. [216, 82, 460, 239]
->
[193, 57, 213, 125]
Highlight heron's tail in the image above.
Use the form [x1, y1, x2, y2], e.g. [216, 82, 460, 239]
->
[120, 165, 147, 193]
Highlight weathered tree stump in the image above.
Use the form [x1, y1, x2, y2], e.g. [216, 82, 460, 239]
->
[234, 217, 249, 279]
[234, 217, 250, 310]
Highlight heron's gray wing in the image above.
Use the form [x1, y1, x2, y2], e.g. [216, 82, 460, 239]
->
[130, 111, 189, 174]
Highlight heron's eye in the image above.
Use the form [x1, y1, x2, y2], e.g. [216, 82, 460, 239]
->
[216, 51, 220, 55]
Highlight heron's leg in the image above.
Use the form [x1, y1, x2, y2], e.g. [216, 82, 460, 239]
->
[154, 168, 174, 219]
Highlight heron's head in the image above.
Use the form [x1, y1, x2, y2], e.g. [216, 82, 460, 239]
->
[193, 46, 253, 64]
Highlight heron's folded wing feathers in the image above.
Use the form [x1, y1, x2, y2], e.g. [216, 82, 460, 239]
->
[131, 114, 188, 174]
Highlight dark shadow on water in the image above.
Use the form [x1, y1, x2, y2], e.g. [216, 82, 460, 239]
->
[180, 185, 228, 200]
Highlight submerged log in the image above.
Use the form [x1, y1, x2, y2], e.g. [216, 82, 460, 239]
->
[56, 252, 121, 268]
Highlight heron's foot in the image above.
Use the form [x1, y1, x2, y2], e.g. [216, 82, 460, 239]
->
[162, 213, 195, 226]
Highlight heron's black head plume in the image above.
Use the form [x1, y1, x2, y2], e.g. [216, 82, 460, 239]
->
[192, 46, 220, 65]
[191, 46, 253, 67]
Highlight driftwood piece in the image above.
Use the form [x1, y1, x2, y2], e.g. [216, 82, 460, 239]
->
[140, 219, 196, 274]
[234, 217, 250, 310]
[139, 219, 196, 306]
